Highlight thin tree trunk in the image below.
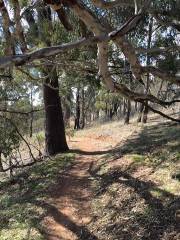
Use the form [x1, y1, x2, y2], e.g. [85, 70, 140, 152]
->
[123, 98, 126, 115]
[113, 102, 118, 117]
[135, 101, 138, 111]
[142, 17, 153, 123]
[80, 87, 85, 129]
[109, 107, 113, 120]
[137, 103, 144, 123]
[30, 84, 33, 137]
[0, 152, 3, 172]
[43, 68, 68, 155]
[74, 87, 80, 129]
[64, 90, 71, 127]
[124, 99, 131, 124]
[142, 105, 148, 123]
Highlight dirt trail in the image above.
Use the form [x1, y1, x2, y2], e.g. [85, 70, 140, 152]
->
[42, 137, 108, 240]
[42, 126, 139, 240]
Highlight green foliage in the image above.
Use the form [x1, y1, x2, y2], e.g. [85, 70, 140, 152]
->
[0, 118, 20, 158]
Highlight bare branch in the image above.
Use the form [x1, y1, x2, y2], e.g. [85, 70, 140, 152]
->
[0, 36, 106, 69]
[53, 5, 73, 31]
[136, 46, 180, 55]
[1, 156, 43, 172]
[142, 66, 180, 86]
[109, 13, 142, 38]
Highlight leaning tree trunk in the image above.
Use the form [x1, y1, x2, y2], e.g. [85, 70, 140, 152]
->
[43, 69, 68, 155]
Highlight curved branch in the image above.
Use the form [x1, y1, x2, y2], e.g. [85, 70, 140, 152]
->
[0, 36, 106, 68]
[64, 0, 144, 83]
[142, 66, 180, 86]
[136, 46, 180, 55]
[145, 104, 180, 123]
[113, 83, 179, 106]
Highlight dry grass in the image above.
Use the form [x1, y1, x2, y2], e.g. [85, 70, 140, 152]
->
[83, 119, 180, 240]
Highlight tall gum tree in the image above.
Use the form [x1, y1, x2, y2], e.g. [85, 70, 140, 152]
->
[37, 4, 69, 154]
[0, 0, 179, 123]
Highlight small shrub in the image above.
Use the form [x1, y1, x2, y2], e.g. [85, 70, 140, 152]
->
[66, 128, 75, 141]
[35, 132, 45, 149]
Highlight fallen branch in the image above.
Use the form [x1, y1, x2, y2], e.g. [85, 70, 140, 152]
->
[0, 108, 43, 115]
[1, 155, 44, 172]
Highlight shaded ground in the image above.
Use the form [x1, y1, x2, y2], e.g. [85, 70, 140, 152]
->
[88, 121, 180, 240]
[0, 119, 180, 240]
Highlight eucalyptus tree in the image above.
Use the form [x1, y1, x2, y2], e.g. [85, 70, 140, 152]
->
[0, 0, 179, 152]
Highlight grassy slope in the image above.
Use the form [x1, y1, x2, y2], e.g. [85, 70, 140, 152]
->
[88, 120, 180, 240]
[0, 153, 74, 240]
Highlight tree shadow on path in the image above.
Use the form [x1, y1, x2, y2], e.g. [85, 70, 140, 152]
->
[88, 121, 180, 239]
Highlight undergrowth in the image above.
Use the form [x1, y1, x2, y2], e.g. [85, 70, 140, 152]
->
[0, 153, 74, 240]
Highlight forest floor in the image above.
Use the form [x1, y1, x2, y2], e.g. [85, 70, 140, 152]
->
[0, 114, 180, 240]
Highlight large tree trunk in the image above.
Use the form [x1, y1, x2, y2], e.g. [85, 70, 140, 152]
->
[43, 69, 68, 155]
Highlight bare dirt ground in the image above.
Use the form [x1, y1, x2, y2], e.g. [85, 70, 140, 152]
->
[42, 118, 180, 240]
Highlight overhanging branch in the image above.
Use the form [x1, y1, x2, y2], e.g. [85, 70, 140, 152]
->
[136, 46, 180, 55]
[142, 66, 180, 86]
